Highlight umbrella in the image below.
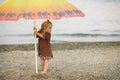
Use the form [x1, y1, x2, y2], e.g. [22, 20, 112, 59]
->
[0, 0, 85, 73]
[0, 0, 84, 20]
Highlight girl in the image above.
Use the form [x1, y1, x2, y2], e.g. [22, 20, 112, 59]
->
[33, 20, 53, 74]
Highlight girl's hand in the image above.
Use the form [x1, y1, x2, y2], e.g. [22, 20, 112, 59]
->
[34, 30, 44, 38]
[34, 30, 37, 35]
[33, 27, 37, 35]
[33, 27, 37, 31]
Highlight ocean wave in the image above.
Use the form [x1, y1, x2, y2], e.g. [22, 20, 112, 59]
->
[1, 33, 120, 37]
[54, 33, 120, 37]
[91, 29, 120, 32]
[0, 34, 34, 37]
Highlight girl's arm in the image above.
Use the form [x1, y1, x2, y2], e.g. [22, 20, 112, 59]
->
[34, 30, 44, 38]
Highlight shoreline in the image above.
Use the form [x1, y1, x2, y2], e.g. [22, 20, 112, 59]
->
[0, 41, 120, 52]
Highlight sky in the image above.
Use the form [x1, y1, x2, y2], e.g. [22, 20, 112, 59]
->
[0, 0, 4, 3]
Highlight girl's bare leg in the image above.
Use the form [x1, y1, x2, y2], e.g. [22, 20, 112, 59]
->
[43, 59, 49, 74]
[40, 59, 44, 71]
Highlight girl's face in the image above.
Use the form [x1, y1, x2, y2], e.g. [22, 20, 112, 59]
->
[45, 24, 52, 33]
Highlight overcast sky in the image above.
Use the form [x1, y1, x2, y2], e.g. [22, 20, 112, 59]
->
[0, 0, 4, 3]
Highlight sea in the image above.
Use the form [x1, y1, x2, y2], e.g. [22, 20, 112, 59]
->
[0, 0, 120, 45]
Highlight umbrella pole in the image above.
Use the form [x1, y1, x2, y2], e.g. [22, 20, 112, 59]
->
[34, 20, 38, 73]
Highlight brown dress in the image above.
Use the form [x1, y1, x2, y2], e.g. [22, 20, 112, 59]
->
[37, 31, 53, 60]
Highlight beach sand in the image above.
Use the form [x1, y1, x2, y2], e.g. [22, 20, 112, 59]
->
[0, 42, 120, 80]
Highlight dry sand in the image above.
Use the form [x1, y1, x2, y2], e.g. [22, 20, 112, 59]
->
[0, 42, 120, 80]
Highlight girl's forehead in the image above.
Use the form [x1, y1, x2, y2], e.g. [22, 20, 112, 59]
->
[48, 23, 52, 27]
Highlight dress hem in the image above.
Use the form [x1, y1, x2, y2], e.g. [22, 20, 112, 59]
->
[39, 55, 53, 60]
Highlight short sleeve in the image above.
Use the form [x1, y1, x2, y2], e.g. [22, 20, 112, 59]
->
[44, 32, 51, 40]
[36, 31, 40, 38]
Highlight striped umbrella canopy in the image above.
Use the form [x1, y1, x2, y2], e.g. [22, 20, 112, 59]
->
[0, 0, 85, 21]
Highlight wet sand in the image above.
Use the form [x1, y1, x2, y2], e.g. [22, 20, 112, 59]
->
[0, 42, 120, 80]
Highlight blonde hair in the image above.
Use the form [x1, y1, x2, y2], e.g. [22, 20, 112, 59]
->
[39, 20, 52, 33]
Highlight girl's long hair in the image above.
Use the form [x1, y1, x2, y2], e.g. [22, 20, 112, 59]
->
[38, 20, 52, 34]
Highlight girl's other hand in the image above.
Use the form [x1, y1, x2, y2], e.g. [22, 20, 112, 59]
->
[33, 27, 37, 35]
[34, 30, 37, 35]
[33, 27, 37, 31]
